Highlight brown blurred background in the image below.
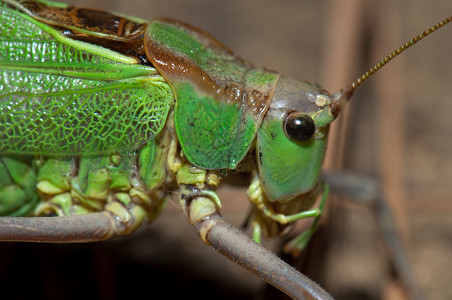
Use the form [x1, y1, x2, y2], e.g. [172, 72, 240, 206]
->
[1, 0, 451, 299]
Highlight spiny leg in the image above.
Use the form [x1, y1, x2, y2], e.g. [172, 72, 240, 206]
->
[178, 182, 334, 300]
[173, 159, 333, 299]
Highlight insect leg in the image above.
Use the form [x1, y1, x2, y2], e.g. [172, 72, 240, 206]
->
[179, 183, 334, 300]
[0, 211, 138, 242]
[324, 172, 423, 300]
[247, 174, 328, 252]
[283, 183, 329, 255]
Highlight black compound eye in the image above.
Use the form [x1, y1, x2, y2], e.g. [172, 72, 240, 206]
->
[284, 112, 316, 142]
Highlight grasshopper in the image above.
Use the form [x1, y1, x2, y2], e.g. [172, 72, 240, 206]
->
[0, 0, 451, 298]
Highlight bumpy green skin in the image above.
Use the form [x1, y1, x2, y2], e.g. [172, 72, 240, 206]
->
[146, 19, 279, 170]
[0, 1, 172, 216]
[0, 156, 38, 216]
[174, 82, 257, 169]
[0, 3, 172, 155]
[0, 139, 170, 217]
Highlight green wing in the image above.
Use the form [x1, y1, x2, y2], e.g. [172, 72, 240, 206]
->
[145, 18, 279, 170]
[0, 1, 172, 155]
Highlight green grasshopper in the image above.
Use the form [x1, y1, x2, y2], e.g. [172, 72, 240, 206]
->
[0, 0, 450, 298]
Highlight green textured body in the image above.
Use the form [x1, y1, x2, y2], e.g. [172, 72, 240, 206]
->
[0, 138, 169, 217]
[0, 0, 173, 216]
[0, 1, 172, 155]
[0, 1, 337, 247]
[146, 18, 280, 169]
[0, 1, 280, 217]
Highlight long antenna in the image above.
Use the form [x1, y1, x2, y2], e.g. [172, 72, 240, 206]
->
[341, 15, 452, 100]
